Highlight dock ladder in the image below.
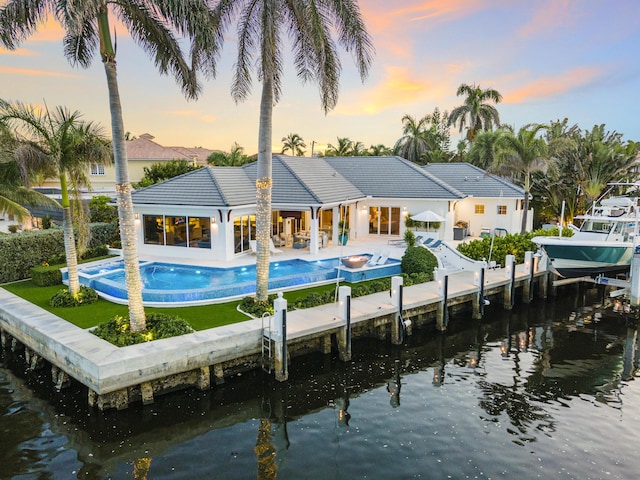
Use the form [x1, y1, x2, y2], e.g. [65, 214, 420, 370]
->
[261, 312, 272, 373]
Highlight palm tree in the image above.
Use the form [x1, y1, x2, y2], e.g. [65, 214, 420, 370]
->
[281, 133, 306, 156]
[467, 128, 508, 170]
[349, 141, 366, 156]
[208, 2, 372, 301]
[448, 83, 503, 142]
[393, 114, 434, 163]
[493, 124, 549, 234]
[207, 142, 252, 166]
[0, 100, 111, 296]
[0, 0, 218, 331]
[0, 123, 61, 223]
[368, 144, 392, 156]
[325, 137, 356, 157]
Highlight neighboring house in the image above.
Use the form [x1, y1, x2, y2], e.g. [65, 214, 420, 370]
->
[423, 162, 530, 236]
[37, 133, 218, 195]
[130, 156, 529, 262]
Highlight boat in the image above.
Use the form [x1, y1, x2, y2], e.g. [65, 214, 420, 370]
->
[532, 196, 639, 278]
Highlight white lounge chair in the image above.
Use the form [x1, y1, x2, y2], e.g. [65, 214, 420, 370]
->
[249, 240, 257, 254]
[376, 250, 390, 265]
[269, 238, 283, 254]
[368, 250, 382, 266]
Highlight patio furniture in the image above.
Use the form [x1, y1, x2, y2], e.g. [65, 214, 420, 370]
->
[269, 238, 283, 254]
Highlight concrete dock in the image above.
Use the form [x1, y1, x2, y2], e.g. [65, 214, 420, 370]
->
[0, 261, 547, 410]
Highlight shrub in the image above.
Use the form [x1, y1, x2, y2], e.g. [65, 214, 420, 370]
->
[239, 295, 276, 316]
[30, 264, 63, 286]
[89, 222, 119, 248]
[0, 229, 65, 283]
[401, 246, 438, 277]
[81, 244, 109, 260]
[50, 285, 99, 307]
[92, 313, 195, 347]
[8, 225, 19, 233]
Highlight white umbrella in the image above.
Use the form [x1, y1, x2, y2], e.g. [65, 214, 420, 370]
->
[410, 210, 445, 223]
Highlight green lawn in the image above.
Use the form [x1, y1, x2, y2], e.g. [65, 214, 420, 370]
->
[1, 280, 341, 331]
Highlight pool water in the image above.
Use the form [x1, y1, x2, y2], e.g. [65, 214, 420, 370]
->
[70, 255, 401, 305]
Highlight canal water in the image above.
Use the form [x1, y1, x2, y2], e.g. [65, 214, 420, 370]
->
[2, 285, 640, 479]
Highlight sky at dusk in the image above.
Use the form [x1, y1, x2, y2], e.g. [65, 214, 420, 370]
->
[1, 0, 639, 156]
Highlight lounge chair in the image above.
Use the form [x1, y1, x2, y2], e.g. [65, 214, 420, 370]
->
[368, 250, 382, 266]
[376, 250, 390, 265]
[269, 238, 283, 254]
[249, 240, 258, 254]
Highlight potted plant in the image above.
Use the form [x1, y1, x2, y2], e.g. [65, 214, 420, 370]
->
[338, 220, 349, 245]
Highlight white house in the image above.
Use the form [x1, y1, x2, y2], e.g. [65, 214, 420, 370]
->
[129, 156, 530, 262]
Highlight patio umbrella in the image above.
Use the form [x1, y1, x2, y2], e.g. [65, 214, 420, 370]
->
[410, 210, 445, 231]
[410, 210, 445, 223]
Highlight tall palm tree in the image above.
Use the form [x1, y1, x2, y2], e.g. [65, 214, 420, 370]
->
[0, 0, 218, 331]
[467, 128, 508, 170]
[393, 114, 434, 164]
[448, 83, 502, 142]
[493, 124, 549, 234]
[0, 100, 111, 296]
[281, 133, 306, 156]
[208, 1, 372, 301]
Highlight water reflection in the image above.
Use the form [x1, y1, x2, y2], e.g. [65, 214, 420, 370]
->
[1, 285, 640, 478]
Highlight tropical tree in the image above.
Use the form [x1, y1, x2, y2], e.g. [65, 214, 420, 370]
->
[493, 124, 549, 234]
[0, 100, 112, 295]
[368, 144, 392, 156]
[350, 141, 367, 156]
[0, 122, 61, 223]
[134, 159, 202, 188]
[208, 142, 253, 166]
[0, 0, 218, 331]
[208, 0, 373, 301]
[393, 114, 434, 163]
[448, 83, 502, 142]
[466, 128, 509, 170]
[281, 133, 306, 156]
[325, 137, 355, 157]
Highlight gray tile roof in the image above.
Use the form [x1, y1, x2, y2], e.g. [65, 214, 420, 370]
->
[131, 167, 254, 207]
[325, 156, 464, 199]
[243, 155, 364, 204]
[131, 157, 525, 208]
[423, 162, 525, 198]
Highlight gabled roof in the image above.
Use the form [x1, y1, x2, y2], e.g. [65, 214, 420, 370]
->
[131, 167, 255, 207]
[423, 162, 525, 198]
[325, 156, 465, 199]
[243, 155, 364, 205]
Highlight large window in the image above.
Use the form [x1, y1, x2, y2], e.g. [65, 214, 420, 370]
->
[143, 215, 211, 248]
[234, 215, 256, 254]
[368, 206, 400, 235]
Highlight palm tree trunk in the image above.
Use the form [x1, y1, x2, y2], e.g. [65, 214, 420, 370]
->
[99, 9, 146, 331]
[60, 174, 80, 295]
[255, 76, 274, 302]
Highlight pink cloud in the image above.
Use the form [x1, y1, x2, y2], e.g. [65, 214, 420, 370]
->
[519, 0, 582, 37]
[503, 66, 603, 103]
[0, 66, 80, 78]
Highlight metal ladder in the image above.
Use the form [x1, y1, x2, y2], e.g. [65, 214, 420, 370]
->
[261, 312, 272, 373]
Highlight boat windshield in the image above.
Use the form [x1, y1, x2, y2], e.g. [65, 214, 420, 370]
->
[580, 220, 613, 233]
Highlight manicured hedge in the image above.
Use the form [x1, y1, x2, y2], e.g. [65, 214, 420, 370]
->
[0, 223, 119, 284]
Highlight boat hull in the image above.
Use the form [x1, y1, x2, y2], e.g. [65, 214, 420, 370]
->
[533, 239, 633, 278]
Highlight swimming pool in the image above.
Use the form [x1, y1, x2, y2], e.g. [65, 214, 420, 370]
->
[67, 255, 401, 306]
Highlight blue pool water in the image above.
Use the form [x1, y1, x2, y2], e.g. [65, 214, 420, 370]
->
[70, 255, 401, 305]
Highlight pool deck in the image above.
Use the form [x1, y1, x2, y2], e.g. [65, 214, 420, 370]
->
[0, 235, 549, 410]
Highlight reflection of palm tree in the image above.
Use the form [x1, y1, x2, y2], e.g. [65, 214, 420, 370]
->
[207, 2, 373, 300]
[255, 418, 277, 480]
[0, 101, 111, 295]
[448, 83, 502, 142]
[0, 0, 218, 331]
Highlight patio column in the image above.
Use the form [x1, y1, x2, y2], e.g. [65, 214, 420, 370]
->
[309, 210, 320, 254]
